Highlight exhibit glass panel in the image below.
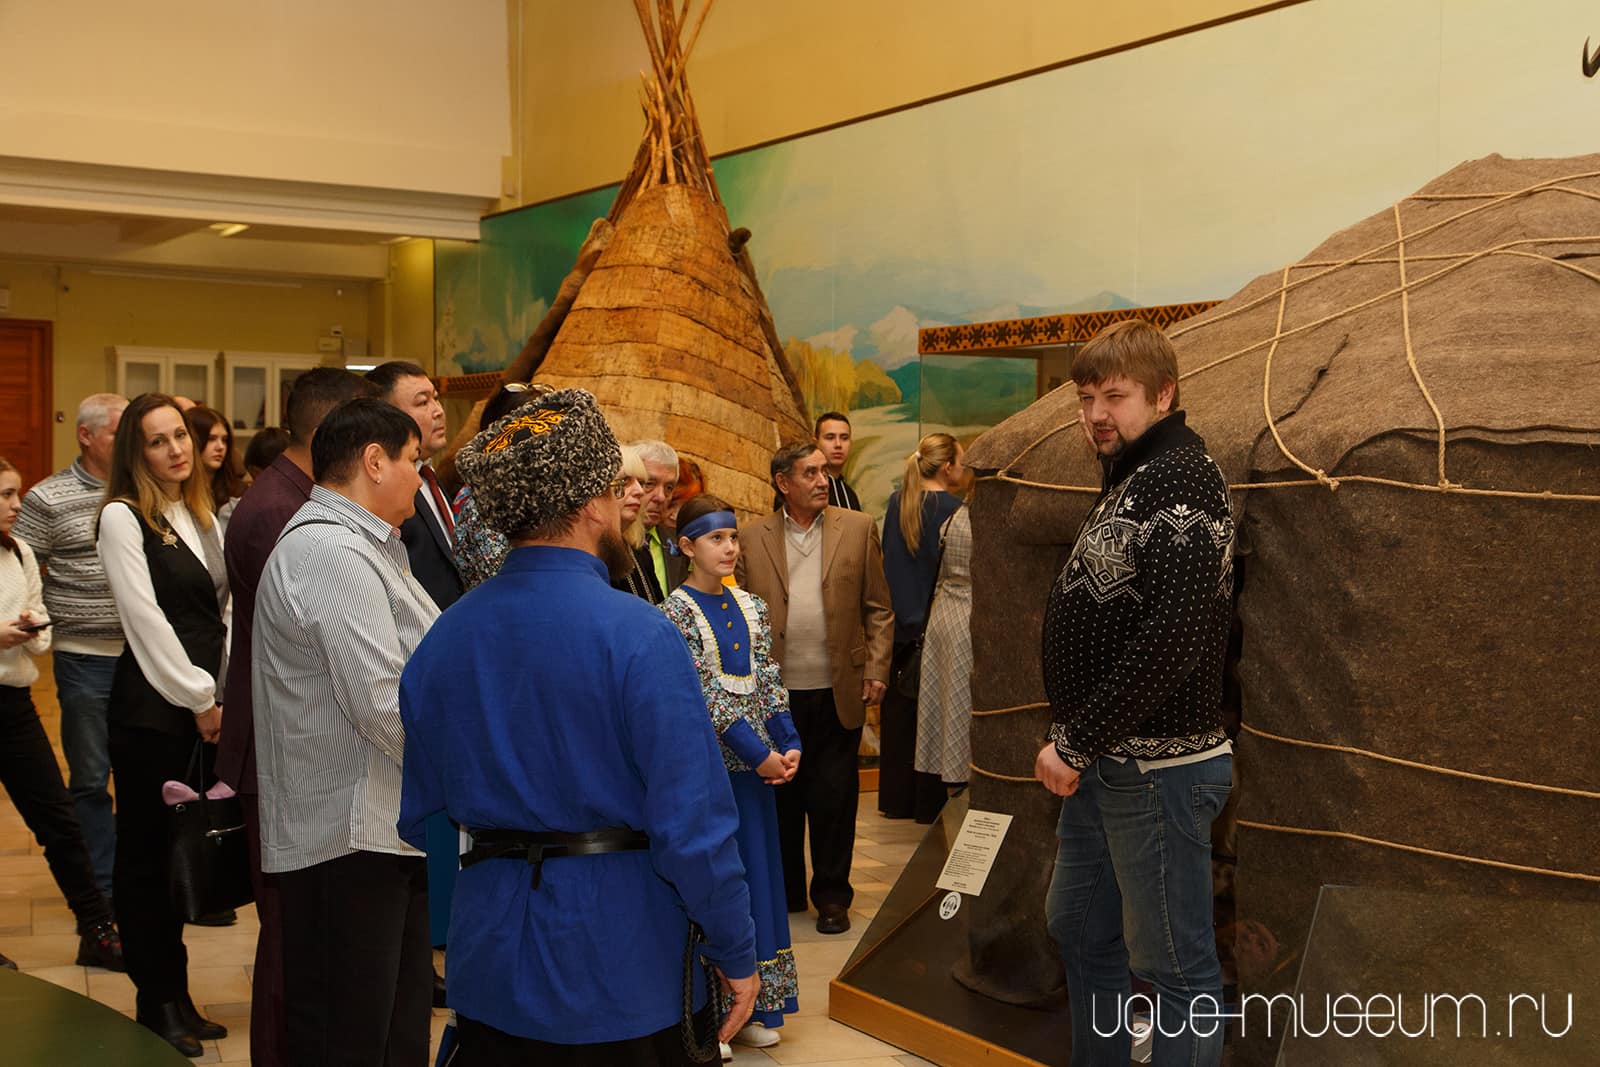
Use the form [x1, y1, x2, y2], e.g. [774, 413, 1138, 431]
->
[120, 359, 162, 399]
[276, 366, 305, 427]
[917, 353, 1040, 444]
[229, 363, 270, 432]
[171, 359, 212, 406]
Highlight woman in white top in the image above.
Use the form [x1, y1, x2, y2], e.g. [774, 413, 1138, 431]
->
[97, 395, 231, 1057]
[0, 457, 124, 974]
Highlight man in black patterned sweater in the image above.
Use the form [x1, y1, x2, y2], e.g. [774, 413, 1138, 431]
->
[1034, 320, 1234, 1067]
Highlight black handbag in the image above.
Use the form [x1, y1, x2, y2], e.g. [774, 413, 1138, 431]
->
[166, 742, 254, 922]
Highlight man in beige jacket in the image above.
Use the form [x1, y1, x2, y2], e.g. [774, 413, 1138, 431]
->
[737, 441, 893, 934]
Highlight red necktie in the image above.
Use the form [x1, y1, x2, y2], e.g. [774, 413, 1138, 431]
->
[420, 465, 455, 540]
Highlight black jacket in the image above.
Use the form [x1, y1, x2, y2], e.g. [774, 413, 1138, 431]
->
[401, 488, 464, 611]
[1042, 412, 1235, 768]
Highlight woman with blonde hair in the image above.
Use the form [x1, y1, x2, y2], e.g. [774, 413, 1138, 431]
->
[97, 393, 230, 1056]
[610, 444, 659, 600]
[878, 432, 967, 822]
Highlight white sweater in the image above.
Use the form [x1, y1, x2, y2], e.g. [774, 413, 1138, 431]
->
[0, 537, 51, 688]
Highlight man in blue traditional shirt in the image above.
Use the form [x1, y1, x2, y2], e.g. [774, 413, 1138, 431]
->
[399, 389, 758, 1066]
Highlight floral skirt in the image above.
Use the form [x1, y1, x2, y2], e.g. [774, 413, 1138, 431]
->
[729, 769, 799, 1025]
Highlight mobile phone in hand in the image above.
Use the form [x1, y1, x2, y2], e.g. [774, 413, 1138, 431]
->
[19, 620, 51, 634]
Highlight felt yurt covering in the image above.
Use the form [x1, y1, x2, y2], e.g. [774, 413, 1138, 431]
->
[957, 154, 1600, 1037]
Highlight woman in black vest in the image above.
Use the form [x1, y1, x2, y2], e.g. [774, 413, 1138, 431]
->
[97, 394, 230, 1057]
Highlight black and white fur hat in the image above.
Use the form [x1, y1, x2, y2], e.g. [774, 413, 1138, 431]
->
[456, 387, 621, 535]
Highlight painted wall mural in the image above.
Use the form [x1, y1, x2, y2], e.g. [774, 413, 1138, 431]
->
[436, 0, 1598, 518]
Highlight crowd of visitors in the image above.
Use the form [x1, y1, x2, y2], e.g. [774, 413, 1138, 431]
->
[0, 322, 1240, 1067]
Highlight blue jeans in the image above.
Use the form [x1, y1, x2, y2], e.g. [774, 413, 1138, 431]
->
[1046, 753, 1232, 1067]
[53, 650, 119, 899]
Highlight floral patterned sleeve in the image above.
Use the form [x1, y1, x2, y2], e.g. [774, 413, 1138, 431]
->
[747, 594, 797, 750]
[453, 490, 509, 591]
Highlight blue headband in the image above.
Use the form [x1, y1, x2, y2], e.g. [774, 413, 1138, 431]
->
[677, 510, 738, 548]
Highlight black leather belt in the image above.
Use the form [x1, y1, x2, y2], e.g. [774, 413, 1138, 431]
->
[460, 828, 649, 889]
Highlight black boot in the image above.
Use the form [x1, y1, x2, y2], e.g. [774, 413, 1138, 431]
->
[75, 920, 126, 972]
[178, 992, 228, 1040]
[135, 1000, 203, 1058]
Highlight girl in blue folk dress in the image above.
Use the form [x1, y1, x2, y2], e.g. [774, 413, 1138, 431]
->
[662, 494, 801, 1052]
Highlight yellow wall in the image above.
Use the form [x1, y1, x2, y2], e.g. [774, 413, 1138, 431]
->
[1, 1, 510, 199]
[0, 260, 370, 468]
[384, 240, 437, 373]
[518, 0, 1276, 203]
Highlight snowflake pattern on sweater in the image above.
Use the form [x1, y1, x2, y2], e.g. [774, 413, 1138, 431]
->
[1042, 412, 1234, 770]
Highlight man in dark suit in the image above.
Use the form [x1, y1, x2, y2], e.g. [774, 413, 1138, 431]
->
[367, 362, 463, 611]
[736, 441, 894, 934]
[367, 360, 461, 1005]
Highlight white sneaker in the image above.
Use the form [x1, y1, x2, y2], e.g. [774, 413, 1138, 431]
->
[719, 1040, 733, 1061]
[732, 1021, 781, 1048]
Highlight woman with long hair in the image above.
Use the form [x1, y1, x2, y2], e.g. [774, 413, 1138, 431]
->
[185, 406, 245, 527]
[97, 393, 230, 1057]
[0, 457, 124, 974]
[878, 432, 967, 822]
[611, 444, 660, 602]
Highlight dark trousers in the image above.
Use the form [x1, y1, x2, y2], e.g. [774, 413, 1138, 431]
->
[455, 1014, 700, 1067]
[777, 688, 861, 910]
[877, 640, 948, 823]
[0, 686, 111, 932]
[240, 791, 289, 1067]
[279, 849, 431, 1067]
[108, 723, 201, 1003]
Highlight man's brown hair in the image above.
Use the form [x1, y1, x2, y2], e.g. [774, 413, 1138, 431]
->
[1070, 319, 1180, 410]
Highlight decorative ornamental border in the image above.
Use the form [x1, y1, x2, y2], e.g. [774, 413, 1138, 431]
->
[435, 371, 505, 399]
[917, 300, 1221, 355]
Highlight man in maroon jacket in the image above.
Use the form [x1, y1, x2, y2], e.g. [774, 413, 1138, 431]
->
[217, 368, 370, 1067]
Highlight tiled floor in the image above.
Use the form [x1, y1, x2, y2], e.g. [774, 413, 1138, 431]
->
[0, 660, 936, 1066]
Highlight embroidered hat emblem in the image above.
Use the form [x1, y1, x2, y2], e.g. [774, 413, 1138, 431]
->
[482, 408, 566, 454]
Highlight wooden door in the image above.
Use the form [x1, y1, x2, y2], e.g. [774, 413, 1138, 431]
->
[0, 320, 54, 490]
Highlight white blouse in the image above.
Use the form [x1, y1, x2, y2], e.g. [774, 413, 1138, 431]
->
[98, 500, 226, 715]
[0, 537, 51, 688]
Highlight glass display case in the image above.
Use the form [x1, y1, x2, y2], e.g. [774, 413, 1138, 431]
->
[222, 351, 322, 439]
[113, 347, 218, 406]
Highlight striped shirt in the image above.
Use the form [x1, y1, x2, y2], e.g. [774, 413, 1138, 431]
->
[12, 460, 125, 655]
[252, 486, 439, 874]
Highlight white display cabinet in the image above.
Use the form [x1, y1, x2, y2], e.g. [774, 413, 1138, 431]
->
[113, 347, 219, 406]
[222, 352, 323, 438]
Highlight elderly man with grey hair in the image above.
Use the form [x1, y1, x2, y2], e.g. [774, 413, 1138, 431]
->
[628, 439, 687, 603]
[14, 392, 129, 907]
